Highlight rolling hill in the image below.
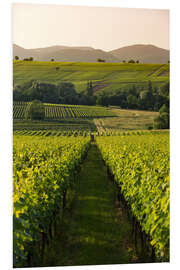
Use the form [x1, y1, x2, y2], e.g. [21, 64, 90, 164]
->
[13, 44, 119, 63]
[13, 44, 169, 64]
[13, 61, 169, 95]
[110, 44, 169, 64]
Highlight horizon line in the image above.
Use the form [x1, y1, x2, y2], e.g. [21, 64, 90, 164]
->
[13, 43, 170, 52]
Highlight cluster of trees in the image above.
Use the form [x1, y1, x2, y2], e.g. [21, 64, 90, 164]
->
[23, 57, 34, 61]
[122, 59, 139, 63]
[97, 58, 106, 62]
[96, 81, 169, 111]
[14, 56, 34, 61]
[13, 80, 96, 106]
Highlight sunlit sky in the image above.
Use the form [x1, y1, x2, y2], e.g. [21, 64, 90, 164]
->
[13, 3, 169, 51]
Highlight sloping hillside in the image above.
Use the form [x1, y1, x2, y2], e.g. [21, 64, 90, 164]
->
[110, 44, 169, 64]
[13, 61, 169, 95]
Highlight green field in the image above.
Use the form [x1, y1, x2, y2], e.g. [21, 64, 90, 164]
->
[13, 61, 169, 94]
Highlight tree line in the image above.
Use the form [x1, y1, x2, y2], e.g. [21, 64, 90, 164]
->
[96, 81, 169, 110]
[14, 56, 140, 63]
[13, 80, 96, 106]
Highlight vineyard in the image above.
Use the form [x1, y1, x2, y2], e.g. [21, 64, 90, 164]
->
[96, 133, 169, 260]
[13, 130, 170, 267]
[13, 102, 115, 120]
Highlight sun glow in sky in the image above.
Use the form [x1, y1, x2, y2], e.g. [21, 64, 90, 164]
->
[13, 3, 169, 51]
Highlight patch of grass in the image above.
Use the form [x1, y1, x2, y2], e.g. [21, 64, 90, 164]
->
[96, 108, 158, 130]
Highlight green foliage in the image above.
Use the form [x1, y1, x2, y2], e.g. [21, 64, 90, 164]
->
[96, 95, 109, 106]
[154, 112, 169, 129]
[159, 104, 169, 114]
[57, 82, 76, 97]
[23, 57, 34, 61]
[128, 59, 135, 63]
[25, 100, 45, 120]
[126, 94, 138, 109]
[154, 104, 169, 129]
[15, 56, 19, 60]
[86, 81, 93, 96]
[97, 58, 105, 62]
[13, 135, 91, 267]
[96, 133, 169, 260]
[159, 82, 169, 97]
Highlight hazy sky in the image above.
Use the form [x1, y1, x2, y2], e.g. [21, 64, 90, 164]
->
[13, 3, 169, 51]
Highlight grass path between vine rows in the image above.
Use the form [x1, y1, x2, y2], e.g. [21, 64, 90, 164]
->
[43, 143, 149, 267]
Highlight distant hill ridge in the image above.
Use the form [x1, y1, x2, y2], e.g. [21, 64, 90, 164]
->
[13, 44, 169, 64]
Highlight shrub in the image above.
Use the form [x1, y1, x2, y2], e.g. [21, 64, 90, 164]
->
[154, 112, 169, 129]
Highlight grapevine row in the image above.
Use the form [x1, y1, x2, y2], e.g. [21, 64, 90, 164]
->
[13, 135, 90, 267]
[13, 102, 115, 119]
[96, 134, 169, 260]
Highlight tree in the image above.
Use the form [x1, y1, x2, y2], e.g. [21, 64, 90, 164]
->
[23, 57, 34, 61]
[14, 56, 19, 60]
[25, 100, 45, 120]
[122, 60, 126, 63]
[136, 60, 139, 63]
[153, 104, 169, 129]
[96, 95, 109, 106]
[154, 112, 169, 129]
[86, 81, 93, 96]
[96, 95, 103, 106]
[139, 81, 154, 110]
[57, 82, 76, 98]
[97, 58, 106, 62]
[51, 58, 54, 61]
[128, 59, 135, 63]
[159, 104, 169, 114]
[159, 82, 169, 98]
[127, 94, 138, 109]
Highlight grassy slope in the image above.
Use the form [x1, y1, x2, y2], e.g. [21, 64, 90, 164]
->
[42, 143, 152, 267]
[97, 108, 158, 130]
[13, 61, 169, 94]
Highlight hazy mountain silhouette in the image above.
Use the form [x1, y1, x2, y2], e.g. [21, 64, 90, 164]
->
[13, 44, 169, 63]
[110, 44, 169, 64]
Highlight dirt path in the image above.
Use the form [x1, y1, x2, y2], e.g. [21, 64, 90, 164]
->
[43, 143, 151, 267]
